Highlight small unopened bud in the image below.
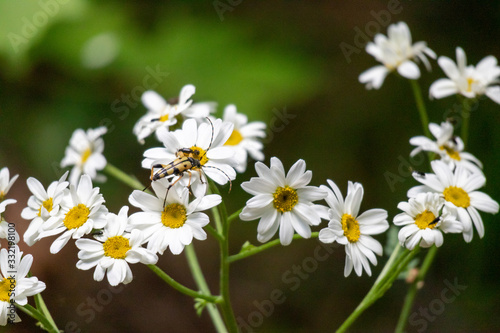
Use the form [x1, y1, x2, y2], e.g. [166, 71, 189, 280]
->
[406, 267, 419, 284]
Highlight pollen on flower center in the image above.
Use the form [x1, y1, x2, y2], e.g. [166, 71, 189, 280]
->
[38, 197, 54, 217]
[443, 186, 470, 208]
[64, 203, 90, 229]
[103, 236, 131, 259]
[159, 113, 169, 122]
[0, 277, 15, 302]
[81, 148, 92, 163]
[466, 77, 476, 93]
[189, 146, 208, 166]
[414, 210, 438, 230]
[224, 129, 243, 146]
[273, 186, 298, 213]
[162, 203, 187, 229]
[440, 145, 461, 161]
[341, 214, 361, 243]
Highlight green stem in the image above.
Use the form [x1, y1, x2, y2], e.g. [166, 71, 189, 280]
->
[374, 243, 401, 285]
[394, 246, 438, 333]
[410, 80, 431, 138]
[227, 232, 319, 264]
[206, 224, 224, 243]
[17, 304, 60, 333]
[227, 208, 243, 224]
[336, 248, 419, 333]
[184, 245, 228, 333]
[147, 264, 220, 303]
[209, 180, 239, 333]
[459, 97, 476, 148]
[33, 292, 58, 332]
[104, 163, 146, 191]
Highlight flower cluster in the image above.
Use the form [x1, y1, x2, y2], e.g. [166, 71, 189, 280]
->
[240, 159, 390, 277]
[392, 120, 498, 247]
[360, 22, 500, 105]
[0, 20, 498, 331]
[12, 84, 267, 296]
[358, 22, 499, 249]
[0, 168, 46, 325]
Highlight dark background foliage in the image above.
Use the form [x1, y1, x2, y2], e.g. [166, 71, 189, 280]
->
[1, 1, 499, 332]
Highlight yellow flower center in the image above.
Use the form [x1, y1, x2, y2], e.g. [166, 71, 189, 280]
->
[81, 148, 92, 163]
[273, 186, 298, 213]
[103, 236, 131, 259]
[414, 210, 437, 230]
[443, 186, 470, 208]
[341, 213, 361, 243]
[224, 129, 243, 146]
[159, 113, 169, 122]
[0, 277, 15, 302]
[38, 198, 54, 217]
[439, 145, 461, 161]
[64, 204, 90, 229]
[189, 146, 208, 166]
[466, 77, 476, 93]
[161, 203, 187, 229]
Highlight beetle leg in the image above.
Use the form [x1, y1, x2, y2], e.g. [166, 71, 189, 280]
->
[163, 173, 184, 208]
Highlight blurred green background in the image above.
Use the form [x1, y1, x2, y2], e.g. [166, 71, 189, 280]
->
[1, 1, 499, 332]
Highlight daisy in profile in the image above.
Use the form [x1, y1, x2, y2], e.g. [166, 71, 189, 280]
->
[0, 199, 16, 216]
[394, 192, 462, 250]
[319, 180, 389, 277]
[76, 206, 158, 286]
[429, 47, 500, 104]
[0, 198, 19, 243]
[128, 180, 221, 255]
[61, 127, 107, 186]
[359, 21, 436, 89]
[221, 105, 266, 173]
[21, 172, 69, 246]
[142, 118, 236, 197]
[410, 121, 483, 174]
[0, 245, 46, 325]
[409, 160, 499, 242]
[133, 84, 216, 144]
[240, 158, 328, 246]
[0, 167, 19, 201]
[36, 174, 108, 253]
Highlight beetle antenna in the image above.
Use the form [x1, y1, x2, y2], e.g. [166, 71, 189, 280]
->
[202, 165, 233, 193]
[203, 117, 214, 156]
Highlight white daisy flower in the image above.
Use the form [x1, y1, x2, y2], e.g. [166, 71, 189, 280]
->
[221, 105, 266, 173]
[61, 127, 107, 186]
[142, 118, 236, 197]
[0, 245, 46, 326]
[410, 121, 483, 174]
[133, 85, 216, 144]
[36, 174, 108, 253]
[429, 47, 500, 104]
[75, 206, 158, 286]
[239, 158, 328, 246]
[0, 199, 16, 215]
[319, 180, 389, 277]
[409, 160, 499, 242]
[0, 167, 19, 201]
[394, 192, 462, 250]
[128, 180, 221, 255]
[21, 172, 69, 246]
[0, 198, 20, 244]
[359, 21, 436, 90]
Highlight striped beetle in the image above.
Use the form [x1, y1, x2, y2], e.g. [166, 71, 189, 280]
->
[148, 118, 233, 203]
